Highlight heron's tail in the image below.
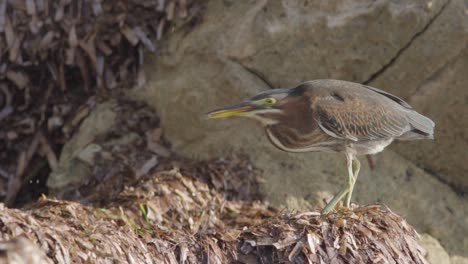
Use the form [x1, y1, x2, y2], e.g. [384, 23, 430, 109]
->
[401, 110, 435, 140]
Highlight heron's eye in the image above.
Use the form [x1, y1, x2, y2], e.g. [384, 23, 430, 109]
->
[262, 98, 276, 106]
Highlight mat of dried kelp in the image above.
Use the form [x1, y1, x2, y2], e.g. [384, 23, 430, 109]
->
[0, 166, 276, 263]
[0, 166, 429, 263]
[1, 0, 200, 90]
[183, 154, 264, 202]
[239, 206, 429, 264]
[0, 0, 202, 206]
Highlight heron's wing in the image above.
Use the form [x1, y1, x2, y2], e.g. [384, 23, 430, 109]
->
[362, 85, 412, 109]
[314, 92, 410, 141]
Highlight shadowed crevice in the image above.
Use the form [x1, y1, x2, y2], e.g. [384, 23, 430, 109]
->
[227, 58, 275, 89]
[363, 0, 452, 85]
[411, 43, 468, 97]
[422, 167, 466, 197]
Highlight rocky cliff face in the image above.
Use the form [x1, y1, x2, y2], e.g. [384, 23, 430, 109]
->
[135, 0, 468, 256]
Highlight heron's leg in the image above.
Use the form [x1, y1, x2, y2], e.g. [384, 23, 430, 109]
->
[345, 158, 361, 208]
[322, 154, 354, 214]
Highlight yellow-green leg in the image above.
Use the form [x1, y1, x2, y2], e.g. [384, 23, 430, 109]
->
[322, 154, 355, 214]
[345, 159, 360, 208]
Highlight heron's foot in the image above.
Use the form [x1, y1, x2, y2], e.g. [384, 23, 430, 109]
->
[321, 187, 349, 214]
[322, 201, 358, 215]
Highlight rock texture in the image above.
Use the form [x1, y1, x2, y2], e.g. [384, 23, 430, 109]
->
[0, 237, 52, 264]
[420, 234, 451, 264]
[47, 99, 163, 203]
[134, 0, 468, 256]
[367, 0, 468, 192]
[452, 256, 468, 264]
[48, 101, 118, 194]
[420, 234, 468, 264]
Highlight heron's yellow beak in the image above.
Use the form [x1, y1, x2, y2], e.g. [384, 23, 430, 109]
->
[205, 102, 255, 119]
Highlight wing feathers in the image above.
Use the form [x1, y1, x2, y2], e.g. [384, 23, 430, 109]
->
[364, 85, 412, 109]
[293, 80, 434, 142]
[316, 97, 410, 141]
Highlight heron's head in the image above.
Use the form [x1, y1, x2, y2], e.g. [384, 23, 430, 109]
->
[205, 89, 291, 125]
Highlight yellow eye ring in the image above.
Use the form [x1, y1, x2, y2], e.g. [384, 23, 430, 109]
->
[263, 98, 276, 105]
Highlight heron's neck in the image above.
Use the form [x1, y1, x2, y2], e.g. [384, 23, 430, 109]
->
[250, 114, 281, 126]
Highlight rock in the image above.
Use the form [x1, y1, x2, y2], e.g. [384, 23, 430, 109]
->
[452, 256, 468, 264]
[47, 99, 161, 203]
[0, 236, 52, 264]
[419, 234, 451, 264]
[135, 0, 468, 256]
[48, 101, 118, 194]
[419, 234, 468, 264]
[368, 0, 468, 192]
[392, 46, 468, 192]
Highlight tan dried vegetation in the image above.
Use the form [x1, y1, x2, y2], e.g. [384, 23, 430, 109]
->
[0, 156, 429, 263]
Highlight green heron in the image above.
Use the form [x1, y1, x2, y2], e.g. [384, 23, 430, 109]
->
[206, 79, 434, 214]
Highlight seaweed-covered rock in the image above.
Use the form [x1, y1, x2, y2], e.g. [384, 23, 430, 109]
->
[0, 163, 431, 263]
[239, 206, 428, 264]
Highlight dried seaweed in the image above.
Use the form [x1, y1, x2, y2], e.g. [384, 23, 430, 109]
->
[0, 0, 202, 206]
[238, 206, 429, 264]
[0, 165, 275, 263]
[0, 0, 198, 85]
[0, 163, 429, 263]
[184, 154, 265, 202]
